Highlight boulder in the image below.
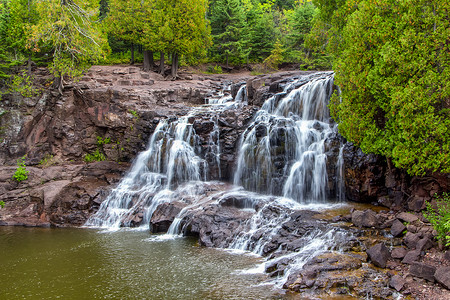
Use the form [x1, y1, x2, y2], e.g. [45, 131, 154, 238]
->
[150, 201, 187, 233]
[397, 212, 418, 223]
[391, 219, 406, 237]
[367, 243, 391, 268]
[403, 232, 420, 249]
[402, 250, 421, 264]
[389, 275, 405, 292]
[391, 247, 407, 259]
[416, 237, 434, 252]
[352, 209, 378, 228]
[434, 267, 450, 290]
[409, 262, 436, 282]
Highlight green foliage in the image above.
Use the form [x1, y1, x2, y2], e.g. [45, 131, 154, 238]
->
[84, 149, 106, 163]
[128, 109, 139, 119]
[424, 193, 450, 247]
[97, 136, 111, 146]
[12, 155, 29, 182]
[328, 0, 450, 175]
[263, 40, 284, 70]
[39, 154, 55, 168]
[0, 200, 4, 208]
[209, 0, 247, 65]
[84, 135, 110, 162]
[30, 0, 108, 86]
[206, 65, 223, 74]
[9, 71, 38, 97]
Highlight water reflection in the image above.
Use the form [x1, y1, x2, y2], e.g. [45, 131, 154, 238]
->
[0, 227, 286, 299]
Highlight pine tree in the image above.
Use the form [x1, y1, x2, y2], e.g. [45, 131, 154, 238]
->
[209, 0, 247, 66]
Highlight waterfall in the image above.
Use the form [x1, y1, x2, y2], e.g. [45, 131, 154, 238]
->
[233, 74, 337, 203]
[85, 114, 210, 229]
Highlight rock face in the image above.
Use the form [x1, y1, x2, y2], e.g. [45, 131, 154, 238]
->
[0, 161, 129, 226]
[343, 143, 449, 210]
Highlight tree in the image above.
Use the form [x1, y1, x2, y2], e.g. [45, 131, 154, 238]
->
[245, 1, 277, 62]
[30, 0, 108, 93]
[163, 0, 211, 78]
[329, 0, 450, 175]
[283, 1, 317, 64]
[103, 0, 143, 65]
[209, 0, 247, 66]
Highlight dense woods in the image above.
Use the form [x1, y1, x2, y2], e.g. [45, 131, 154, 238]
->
[0, 0, 448, 176]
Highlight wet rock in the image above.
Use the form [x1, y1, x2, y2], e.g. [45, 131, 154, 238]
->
[434, 267, 450, 290]
[390, 275, 406, 291]
[397, 212, 418, 223]
[367, 243, 391, 268]
[287, 252, 391, 299]
[391, 219, 406, 237]
[150, 201, 187, 233]
[409, 262, 436, 282]
[391, 247, 407, 259]
[352, 209, 378, 228]
[402, 250, 421, 264]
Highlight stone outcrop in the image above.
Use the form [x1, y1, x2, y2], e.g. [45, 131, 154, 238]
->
[0, 161, 129, 226]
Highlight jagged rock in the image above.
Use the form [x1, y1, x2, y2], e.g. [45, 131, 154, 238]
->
[391, 219, 407, 237]
[352, 209, 378, 228]
[397, 212, 419, 223]
[390, 275, 406, 291]
[409, 262, 436, 282]
[404, 232, 420, 249]
[391, 247, 407, 259]
[434, 267, 450, 290]
[150, 201, 187, 233]
[402, 250, 421, 264]
[367, 243, 391, 268]
[416, 237, 434, 252]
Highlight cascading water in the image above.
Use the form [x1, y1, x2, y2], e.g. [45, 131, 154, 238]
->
[85, 113, 212, 229]
[84, 71, 358, 296]
[234, 73, 338, 203]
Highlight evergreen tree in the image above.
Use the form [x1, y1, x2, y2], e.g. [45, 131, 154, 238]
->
[209, 0, 247, 66]
[328, 0, 450, 175]
[30, 0, 107, 93]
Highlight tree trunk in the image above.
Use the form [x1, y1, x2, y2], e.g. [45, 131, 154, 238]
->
[130, 43, 135, 65]
[159, 52, 165, 75]
[171, 53, 179, 79]
[143, 50, 154, 72]
[226, 53, 229, 69]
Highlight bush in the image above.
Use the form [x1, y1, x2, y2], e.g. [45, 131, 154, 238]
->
[84, 149, 106, 163]
[424, 193, 450, 247]
[12, 156, 29, 182]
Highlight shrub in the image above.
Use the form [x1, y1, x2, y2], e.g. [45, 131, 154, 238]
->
[424, 193, 450, 247]
[13, 156, 29, 182]
[84, 149, 106, 163]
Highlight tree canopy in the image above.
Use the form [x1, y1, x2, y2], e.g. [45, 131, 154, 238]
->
[325, 0, 450, 175]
